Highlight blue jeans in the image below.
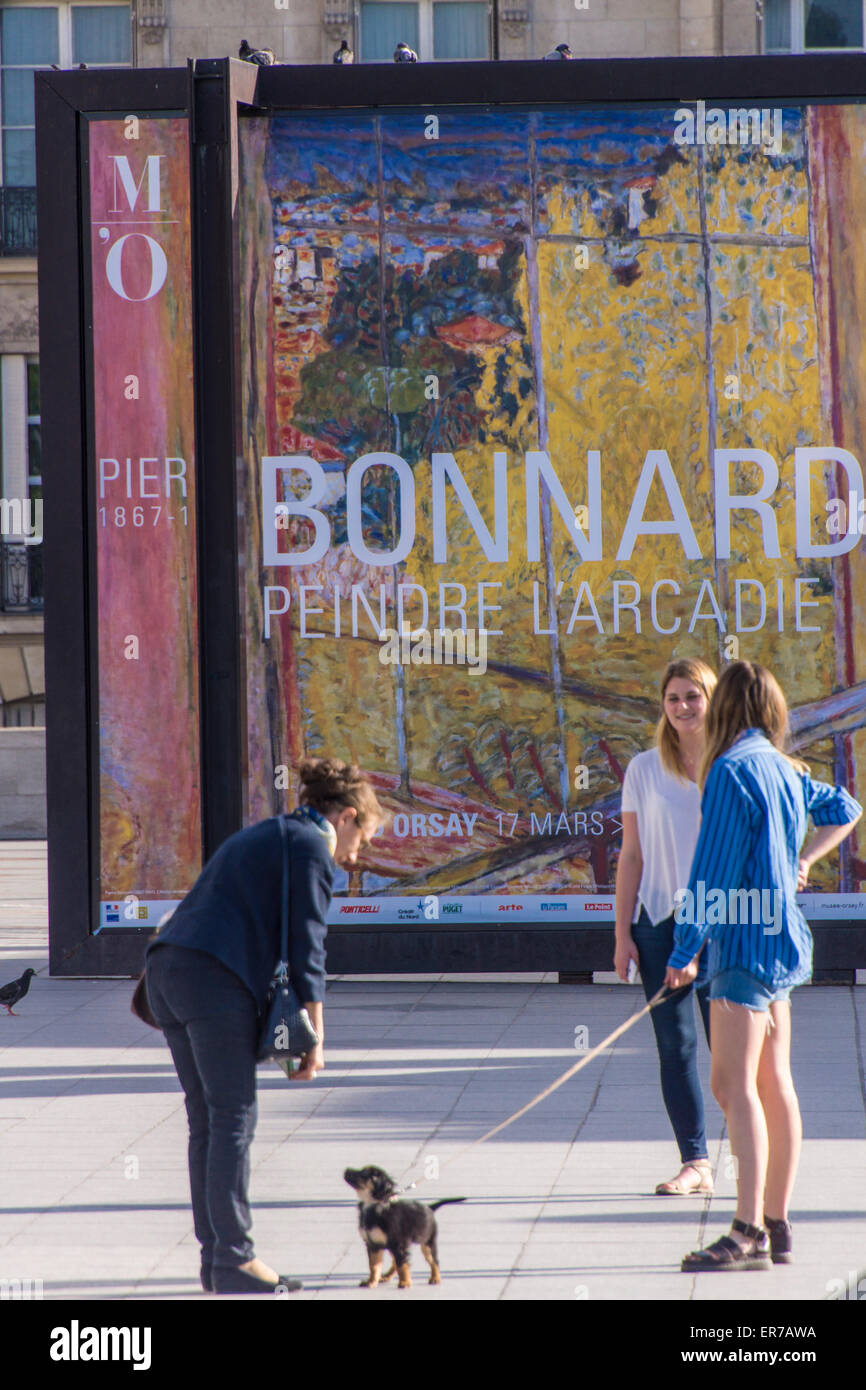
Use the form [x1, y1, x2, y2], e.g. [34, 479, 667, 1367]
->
[631, 908, 712, 1164]
[145, 944, 259, 1269]
[710, 966, 793, 1011]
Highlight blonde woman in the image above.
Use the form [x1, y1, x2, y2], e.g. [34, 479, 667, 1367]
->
[615, 658, 718, 1195]
[667, 663, 861, 1270]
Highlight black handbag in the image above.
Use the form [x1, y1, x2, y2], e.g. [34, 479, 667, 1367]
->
[256, 813, 320, 1066]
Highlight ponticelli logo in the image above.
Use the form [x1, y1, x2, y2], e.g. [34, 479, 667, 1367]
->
[339, 904, 379, 915]
[540, 902, 567, 911]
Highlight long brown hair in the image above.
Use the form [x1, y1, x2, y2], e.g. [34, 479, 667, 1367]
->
[297, 757, 384, 833]
[656, 658, 718, 781]
[698, 661, 808, 788]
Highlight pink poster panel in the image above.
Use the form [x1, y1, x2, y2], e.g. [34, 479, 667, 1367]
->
[89, 117, 201, 928]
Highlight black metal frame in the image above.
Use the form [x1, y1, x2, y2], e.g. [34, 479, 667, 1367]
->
[36, 53, 866, 976]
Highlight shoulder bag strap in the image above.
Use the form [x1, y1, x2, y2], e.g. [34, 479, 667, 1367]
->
[278, 812, 290, 973]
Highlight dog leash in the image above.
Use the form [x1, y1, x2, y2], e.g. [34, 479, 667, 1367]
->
[400, 982, 672, 1191]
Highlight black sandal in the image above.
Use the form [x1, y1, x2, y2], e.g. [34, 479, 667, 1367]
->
[681, 1219, 770, 1272]
[764, 1214, 793, 1264]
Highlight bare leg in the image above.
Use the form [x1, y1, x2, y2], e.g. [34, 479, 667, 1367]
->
[237, 1257, 279, 1282]
[756, 1001, 801, 1221]
[709, 999, 769, 1237]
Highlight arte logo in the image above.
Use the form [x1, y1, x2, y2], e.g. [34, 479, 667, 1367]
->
[339, 904, 379, 915]
[497, 904, 523, 913]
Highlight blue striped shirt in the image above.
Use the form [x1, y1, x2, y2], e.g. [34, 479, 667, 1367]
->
[668, 729, 862, 989]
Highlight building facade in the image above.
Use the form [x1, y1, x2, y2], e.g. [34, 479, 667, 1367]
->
[0, 0, 864, 823]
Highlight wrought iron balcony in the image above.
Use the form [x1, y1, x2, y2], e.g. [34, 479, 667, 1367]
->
[1, 541, 43, 611]
[0, 187, 38, 256]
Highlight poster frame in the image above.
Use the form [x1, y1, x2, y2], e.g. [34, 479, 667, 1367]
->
[36, 54, 866, 976]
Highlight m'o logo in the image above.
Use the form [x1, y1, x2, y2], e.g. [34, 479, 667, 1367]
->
[103, 155, 167, 302]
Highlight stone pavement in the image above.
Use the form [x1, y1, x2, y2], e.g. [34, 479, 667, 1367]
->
[0, 842, 865, 1302]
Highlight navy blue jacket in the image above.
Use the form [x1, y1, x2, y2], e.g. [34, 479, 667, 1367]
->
[146, 812, 334, 1008]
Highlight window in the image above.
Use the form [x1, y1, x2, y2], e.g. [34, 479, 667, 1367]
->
[764, 0, 864, 51]
[0, 354, 42, 610]
[25, 356, 42, 607]
[359, 0, 489, 61]
[26, 355, 39, 511]
[0, 4, 130, 187]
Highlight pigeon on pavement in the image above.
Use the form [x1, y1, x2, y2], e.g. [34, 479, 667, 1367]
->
[333, 39, 354, 63]
[238, 39, 276, 65]
[543, 43, 574, 59]
[0, 968, 36, 1016]
[394, 41, 419, 62]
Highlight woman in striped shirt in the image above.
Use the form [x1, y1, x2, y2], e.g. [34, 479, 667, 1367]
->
[665, 661, 861, 1271]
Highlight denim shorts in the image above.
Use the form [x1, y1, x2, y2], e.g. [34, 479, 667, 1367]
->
[709, 966, 793, 1012]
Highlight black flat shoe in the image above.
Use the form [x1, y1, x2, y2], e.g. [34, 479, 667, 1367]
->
[212, 1266, 303, 1295]
[764, 1214, 793, 1264]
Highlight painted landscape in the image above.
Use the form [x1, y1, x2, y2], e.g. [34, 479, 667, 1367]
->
[237, 104, 866, 901]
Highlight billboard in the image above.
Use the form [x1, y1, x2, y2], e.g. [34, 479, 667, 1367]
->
[36, 59, 866, 969]
[234, 99, 866, 928]
[88, 116, 202, 930]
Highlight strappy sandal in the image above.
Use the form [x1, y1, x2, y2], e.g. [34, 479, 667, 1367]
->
[764, 1214, 793, 1264]
[655, 1161, 714, 1196]
[681, 1219, 770, 1272]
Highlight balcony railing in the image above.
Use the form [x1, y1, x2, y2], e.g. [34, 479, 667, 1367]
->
[1, 541, 43, 611]
[0, 187, 37, 256]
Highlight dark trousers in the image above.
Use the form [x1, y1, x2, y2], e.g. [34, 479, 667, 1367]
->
[145, 944, 259, 1268]
[631, 908, 712, 1164]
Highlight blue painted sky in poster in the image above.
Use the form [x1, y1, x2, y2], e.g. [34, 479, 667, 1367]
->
[263, 105, 803, 229]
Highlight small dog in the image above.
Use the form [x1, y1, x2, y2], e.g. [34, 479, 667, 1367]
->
[344, 1165, 465, 1288]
